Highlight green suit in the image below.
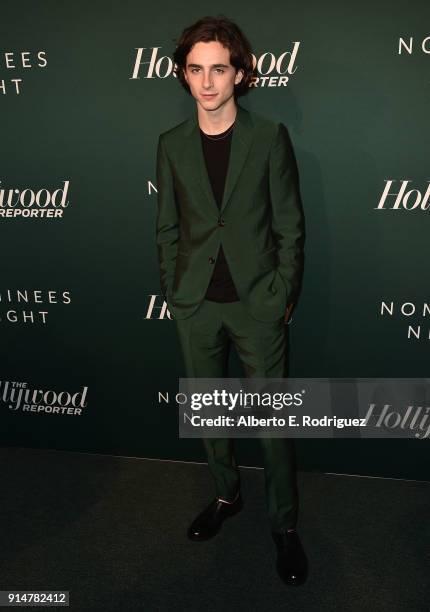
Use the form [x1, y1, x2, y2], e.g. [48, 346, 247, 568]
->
[155, 103, 304, 322]
[155, 103, 305, 531]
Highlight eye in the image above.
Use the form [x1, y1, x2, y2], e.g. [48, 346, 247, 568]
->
[214, 69, 224, 73]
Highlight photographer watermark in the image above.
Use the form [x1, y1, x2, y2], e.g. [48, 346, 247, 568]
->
[160, 378, 430, 438]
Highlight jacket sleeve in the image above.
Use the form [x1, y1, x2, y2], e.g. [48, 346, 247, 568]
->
[155, 134, 180, 301]
[268, 122, 305, 305]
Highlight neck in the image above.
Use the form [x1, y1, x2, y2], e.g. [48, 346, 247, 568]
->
[197, 97, 238, 135]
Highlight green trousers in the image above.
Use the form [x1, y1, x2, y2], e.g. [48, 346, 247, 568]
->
[174, 299, 298, 531]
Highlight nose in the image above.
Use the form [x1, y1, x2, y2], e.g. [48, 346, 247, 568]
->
[202, 70, 213, 89]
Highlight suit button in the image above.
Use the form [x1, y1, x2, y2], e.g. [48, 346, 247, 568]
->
[218, 217, 225, 227]
[208, 257, 215, 264]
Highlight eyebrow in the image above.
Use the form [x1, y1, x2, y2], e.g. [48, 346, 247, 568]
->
[187, 63, 230, 68]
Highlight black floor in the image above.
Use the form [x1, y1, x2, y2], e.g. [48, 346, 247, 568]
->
[0, 446, 428, 612]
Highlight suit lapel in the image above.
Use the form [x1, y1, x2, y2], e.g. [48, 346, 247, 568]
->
[184, 103, 254, 216]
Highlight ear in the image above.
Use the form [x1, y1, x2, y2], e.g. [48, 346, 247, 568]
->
[182, 67, 188, 83]
[235, 68, 244, 85]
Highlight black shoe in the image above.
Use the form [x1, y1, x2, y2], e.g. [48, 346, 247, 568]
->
[271, 529, 308, 586]
[187, 493, 243, 541]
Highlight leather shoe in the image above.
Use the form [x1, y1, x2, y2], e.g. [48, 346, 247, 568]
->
[187, 493, 243, 541]
[272, 529, 308, 586]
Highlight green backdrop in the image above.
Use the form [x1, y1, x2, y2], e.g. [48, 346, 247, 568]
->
[1, 0, 428, 480]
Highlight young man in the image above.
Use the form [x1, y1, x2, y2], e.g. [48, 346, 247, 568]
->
[155, 16, 307, 586]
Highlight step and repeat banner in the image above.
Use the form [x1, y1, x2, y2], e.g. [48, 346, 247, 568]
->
[1, 1, 428, 480]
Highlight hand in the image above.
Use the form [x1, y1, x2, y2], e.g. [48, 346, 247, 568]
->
[284, 303, 294, 323]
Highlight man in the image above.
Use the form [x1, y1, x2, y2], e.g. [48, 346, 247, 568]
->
[155, 16, 307, 586]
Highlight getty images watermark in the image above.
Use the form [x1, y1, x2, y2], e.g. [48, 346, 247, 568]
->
[159, 378, 430, 438]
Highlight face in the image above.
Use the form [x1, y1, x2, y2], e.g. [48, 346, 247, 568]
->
[182, 40, 244, 112]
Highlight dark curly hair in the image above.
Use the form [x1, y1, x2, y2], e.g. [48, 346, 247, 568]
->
[172, 15, 255, 98]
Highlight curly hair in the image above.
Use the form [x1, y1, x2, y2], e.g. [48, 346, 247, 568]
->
[172, 15, 255, 98]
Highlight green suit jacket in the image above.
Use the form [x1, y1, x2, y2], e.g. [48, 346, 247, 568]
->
[155, 103, 305, 322]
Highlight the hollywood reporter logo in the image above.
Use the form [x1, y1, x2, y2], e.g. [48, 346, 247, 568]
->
[2, 380, 88, 416]
[0, 180, 70, 218]
[376, 180, 430, 210]
[131, 45, 300, 87]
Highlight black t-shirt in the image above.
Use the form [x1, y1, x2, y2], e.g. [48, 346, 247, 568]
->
[200, 122, 240, 302]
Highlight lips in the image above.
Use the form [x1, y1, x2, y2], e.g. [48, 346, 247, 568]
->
[201, 94, 217, 98]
